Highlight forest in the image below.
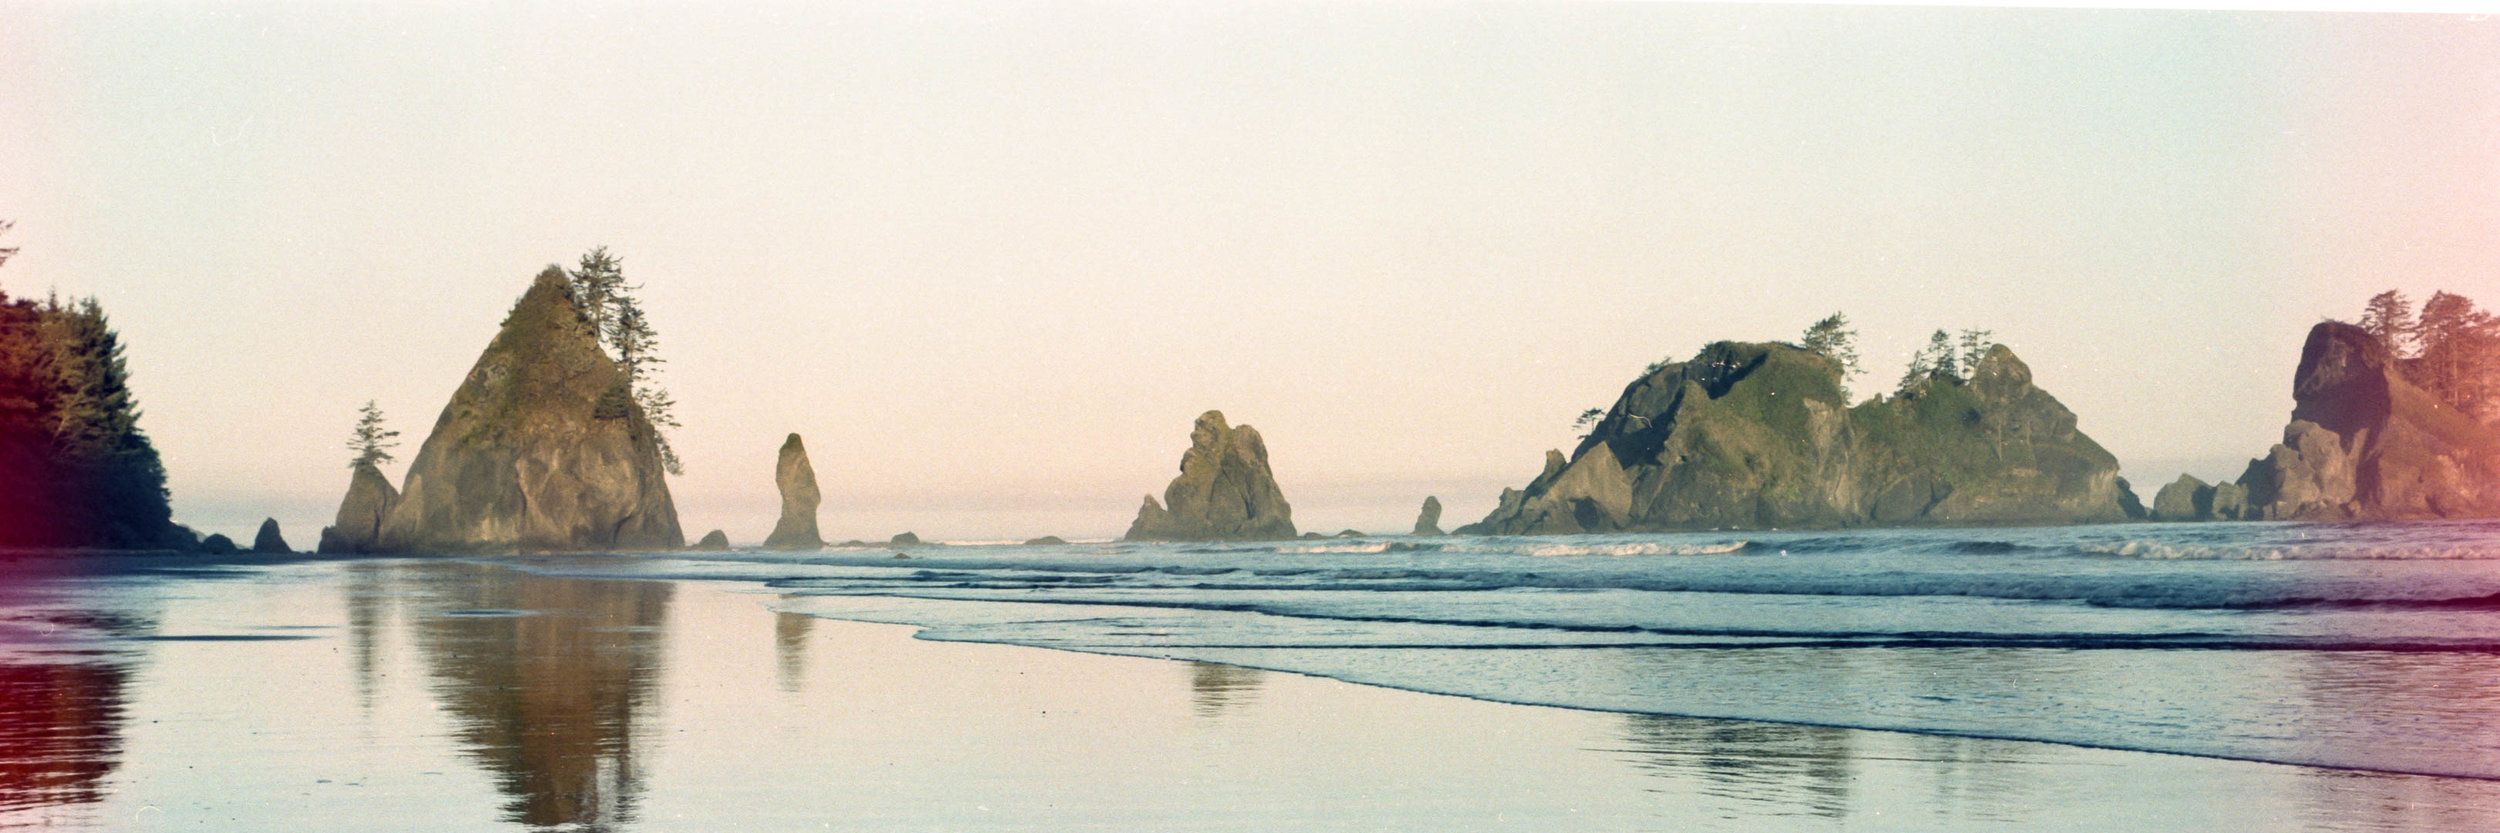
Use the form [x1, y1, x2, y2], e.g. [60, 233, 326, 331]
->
[0, 223, 173, 549]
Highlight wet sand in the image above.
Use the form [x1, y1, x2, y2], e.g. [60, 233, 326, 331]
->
[0, 558, 2494, 831]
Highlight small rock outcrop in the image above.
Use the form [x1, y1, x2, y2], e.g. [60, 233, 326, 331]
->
[251, 518, 291, 554]
[1461, 341, 2127, 534]
[369, 267, 683, 553]
[1412, 496, 1444, 536]
[761, 433, 824, 550]
[316, 462, 400, 554]
[1023, 536, 1067, 546]
[1122, 411, 1298, 542]
[890, 532, 921, 546]
[2115, 477, 2149, 520]
[2237, 321, 2500, 520]
[691, 530, 731, 551]
[2151, 475, 2210, 521]
[201, 534, 237, 554]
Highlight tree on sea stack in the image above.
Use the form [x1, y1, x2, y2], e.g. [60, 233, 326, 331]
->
[567, 247, 683, 476]
[1799, 312, 1860, 398]
[2361, 290, 2415, 359]
[347, 400, 398, 468]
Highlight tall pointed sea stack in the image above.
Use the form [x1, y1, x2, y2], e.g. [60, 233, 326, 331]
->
[1462, 340, 2126, 534]
[762, 433, 824, 550]
[316, 462, 400, 554]
[1123, 410, 1297, 541]
[370, 266, 683, 553]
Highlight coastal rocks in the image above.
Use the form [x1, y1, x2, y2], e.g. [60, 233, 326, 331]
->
[761, 433, 823, 550]
[369, 266, 683, 553]
[1412, 496, 1444, 536]
[2115, 477, 2148, 520]
[316, 462, 400, 554]
[2237, 322, 2500, 520]
[890, 532, 921, 546]
[1462, 341, 2126, 534]
[1122, 411, 1298, 542]
[691, 530, 731, 551]
[251, 519, 291, 554]
[1023, 536, 1067, 546]
[2152, 475, 2209, 522]
[201, 534, 237, 554]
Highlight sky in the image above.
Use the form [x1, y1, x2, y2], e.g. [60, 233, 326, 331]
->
[2, 1, 2497, 543]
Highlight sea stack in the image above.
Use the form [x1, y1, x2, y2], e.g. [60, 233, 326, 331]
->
[1461, 340, 2127, 533]
[761, 433, 824, 550]
[1123, 410, 1297, 541]
[1412, 496, 1444, 536]
[2237, 321, 2500, 520]
[251, 518, 291, 554]
[691, 529, 731, 551]
[316, 462, 400, 554]
[369, 266, 683, 553]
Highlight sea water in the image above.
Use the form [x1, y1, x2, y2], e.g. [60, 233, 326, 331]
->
[539, 520, 2500, 781]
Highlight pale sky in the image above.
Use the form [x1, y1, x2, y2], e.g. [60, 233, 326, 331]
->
[3, 2, 2496, 542]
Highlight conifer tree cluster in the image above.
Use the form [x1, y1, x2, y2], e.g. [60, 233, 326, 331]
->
[2356, 289, 2500, 416]
[0, 223, 173, 547]
[567, 247, 683, 475]
[1895, 327, 1996, 397]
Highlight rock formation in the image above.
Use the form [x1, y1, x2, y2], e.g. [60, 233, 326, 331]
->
[2236, 321, 2500, 520]
[1122, 411, 1298, 541]
[368, 266, 683, 553]
[1461, 340, 2128, 534]
[691, 530, 730, 551]
[2151, 475, 2209, 522]
[761, 433, 823, 550]
[251, 518, 290, 554]
[1412, 496, 1444, 536]
[2115, 477, 2148, 520]
[1023, 536, 1067, 546]
[890, 532, 921, 546]
[317, 462, 400, 554]
[201, 534, 237, 554]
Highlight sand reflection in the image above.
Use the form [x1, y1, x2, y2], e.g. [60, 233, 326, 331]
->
[1186, 661, 1264, 719]
[1615, 714, 1855, 818]
[396, 562, 673, 832]
[0, 658, 127, 814]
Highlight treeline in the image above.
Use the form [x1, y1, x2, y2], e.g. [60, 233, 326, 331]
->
[0, 288, 172, 548]
[2357, 290, 2500, 417]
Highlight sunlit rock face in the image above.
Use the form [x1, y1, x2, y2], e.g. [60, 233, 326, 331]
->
[1462, 341, 2126, 534]
[317, 462, 399, 554]
[370, 267, 682, 553]
[1124, 411, 1297, 542]
[761, 434, 823, 550]
[2238, 322, 2500, 520]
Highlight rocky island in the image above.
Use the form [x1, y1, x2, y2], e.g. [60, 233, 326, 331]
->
[1123, 410, 1298, 541]
[329, 266, 682, 554]
[2231, 320, 2500, 520]
[762, 433, 824, 550]
[1461, 337, 2128, 534]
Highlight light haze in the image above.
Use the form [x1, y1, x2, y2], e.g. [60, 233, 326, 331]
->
[2, 3, 2494, 541]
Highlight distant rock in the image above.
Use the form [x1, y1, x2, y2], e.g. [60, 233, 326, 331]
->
[835, 539, 870, 548]
[691, 529, 731, 551]
[1461, 341, 2127, 534]
[2115, 477, 2149, 521]
[1023, 536, 1067, 546]
[2209, 482, 2249, 521]
[2152, 475, 2210, 522]
[317, 462, 400, 554]
[1334, 529, 1363, 538]
[1412, 496, 1444, 536]
[890, 532, 921, 546]
[762, 433, 824, 550]
[1299, 532, 1326, 540]
[369, 267, 682, 553]
[1122, 411, 1298, 542]
[2239, 322, 2500, 520]
[251, 518, 291, 554]
[201, 533, 237, 554]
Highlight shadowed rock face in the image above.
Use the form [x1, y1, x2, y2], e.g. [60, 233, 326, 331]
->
[371, 267, 683, 553]
[2237, 322, 2500, 520]
[690, 530, 730, 551]
[251, 519, 290, 554]
[1123, 410, 1297, 542]
[1412, 496, 1444, 536]
[1461, 341, 2126, 534]
[317, 462, 399, 554]
[762, 433, 823, 550]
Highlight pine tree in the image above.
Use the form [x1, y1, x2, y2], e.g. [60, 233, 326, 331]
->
[606, 277, 684, 476]
[569, 246, 625, 346]
[2414, 291, 2498, 412]
[1898, 330, 1961, 396]
[347, 400, 399, 469]
[0, 219, 16, 269]
[1799, 312, 1861, 398]
[1957, 329, 1996, 377]
[2360, 290, 2415, 359]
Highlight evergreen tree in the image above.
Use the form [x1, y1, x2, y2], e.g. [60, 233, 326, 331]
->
[1957, 329, 1996, 377]
[0, 279, 170, 548]
[593, 259, 684, 476]
[1572, 407, 1605, 437]
[347, 400, 399, 469]
[1898, 330, 1959, 396]
[2414, 291, 2498, 411]
[2360, 289, 2415, 358]
[568, 246, 625, 345]
[1799, 312, 1861, 398]
[0, 219, 16, 269]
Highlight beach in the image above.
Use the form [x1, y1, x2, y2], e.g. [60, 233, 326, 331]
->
[0, 554, 2489, 831]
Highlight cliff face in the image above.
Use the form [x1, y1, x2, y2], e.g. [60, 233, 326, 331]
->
[762, 433, 823, 550]
[1461, 341, 2125, 534]
[1123, 410, 1297, 541]
[2237, 322, 2500, 520]
[317, 462, 400, 554]
[371, 267, 683, 553]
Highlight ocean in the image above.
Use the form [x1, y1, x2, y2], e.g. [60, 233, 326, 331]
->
[550, 520, 2500, 781]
